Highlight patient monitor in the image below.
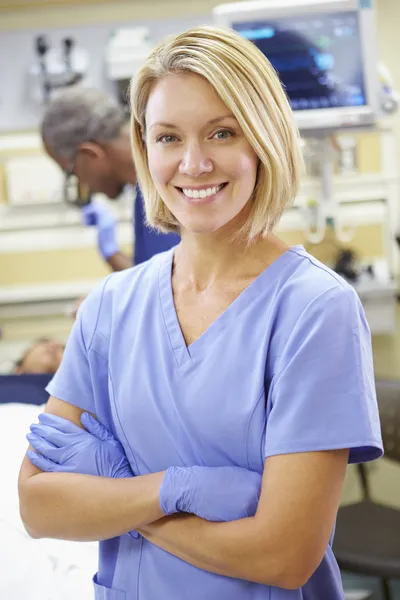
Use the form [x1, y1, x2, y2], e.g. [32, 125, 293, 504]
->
[213, 0, 381, 134]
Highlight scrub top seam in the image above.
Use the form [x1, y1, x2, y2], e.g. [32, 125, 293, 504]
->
[88, 333, 109, 359]
[289, 246, 354, 290]
[108, 367, 141, 477]
[270, 283, 348, 388]
[86, 273, 114, 353]
[157, 258, 183, 369]
[350, 324, 381, 443]
[245, 386, 266, 470]
[351, 323, 368, 401]
[136, 536, 145, 600]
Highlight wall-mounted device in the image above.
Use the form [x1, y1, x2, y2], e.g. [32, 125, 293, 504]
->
[105, 28, 153, 109]
[29, 34, 90, 104]
[213, 0, 381, 133]
[4, 154, 65, 207]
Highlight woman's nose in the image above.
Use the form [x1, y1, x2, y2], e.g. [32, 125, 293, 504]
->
[179, 143, 213, 177]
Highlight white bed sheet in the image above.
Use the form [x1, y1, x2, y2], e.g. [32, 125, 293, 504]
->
[0, 402, 97, 600]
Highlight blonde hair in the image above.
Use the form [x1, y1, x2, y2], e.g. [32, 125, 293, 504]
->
[130, 25, 304, 239]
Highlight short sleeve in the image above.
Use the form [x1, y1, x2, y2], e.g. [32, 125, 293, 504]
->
[45, 277, 111, 413]
[264, 285, 383, 464]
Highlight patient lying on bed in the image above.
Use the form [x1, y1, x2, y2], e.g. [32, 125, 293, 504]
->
[14, 338, 64, 375]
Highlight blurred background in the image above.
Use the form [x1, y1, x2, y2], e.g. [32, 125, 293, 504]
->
[0, 0, 400, 599]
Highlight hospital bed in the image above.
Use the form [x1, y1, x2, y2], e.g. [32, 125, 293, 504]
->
[0, 374, 97, 600]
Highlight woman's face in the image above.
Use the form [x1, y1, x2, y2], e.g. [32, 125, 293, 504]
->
[145, 73, 259, 235]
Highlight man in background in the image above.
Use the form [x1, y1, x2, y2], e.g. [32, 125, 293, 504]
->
[41, 86, 180, 272]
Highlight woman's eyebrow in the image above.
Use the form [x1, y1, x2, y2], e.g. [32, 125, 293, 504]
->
[149, 114, 236, 131]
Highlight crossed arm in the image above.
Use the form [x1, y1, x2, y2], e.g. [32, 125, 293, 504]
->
[18, 396, 348, 589]
[136, 447, 348, 589]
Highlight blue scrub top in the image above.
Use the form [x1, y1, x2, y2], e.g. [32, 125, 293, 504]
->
[47, 245, 383, 600]
[133, 185, 180, 265]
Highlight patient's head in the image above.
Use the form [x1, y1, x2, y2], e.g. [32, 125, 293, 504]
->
[15, 338, 64, 375]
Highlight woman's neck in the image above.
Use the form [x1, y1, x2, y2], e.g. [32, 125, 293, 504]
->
[174, 229, 289, 292]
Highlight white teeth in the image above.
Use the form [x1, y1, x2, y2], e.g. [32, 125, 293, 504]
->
[182, 184, 224, 199]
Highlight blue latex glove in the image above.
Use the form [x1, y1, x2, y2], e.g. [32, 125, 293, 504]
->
[26, 412, 138, 538]
[27, 413, 131, 478]
[160, 465, 262, 522]
[81, 202, 119, 259]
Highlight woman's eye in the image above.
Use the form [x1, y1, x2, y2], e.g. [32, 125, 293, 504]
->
[157, 135, 177, 144]
[213, 129, 233, 140]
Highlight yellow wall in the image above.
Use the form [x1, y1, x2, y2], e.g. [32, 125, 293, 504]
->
[0, 0, 219, 30]
[0, 243, 132, 286]
[0, 164, 7, 204]
[0, 314, 73, 343]
[1, 248, 107, 287]
[0, 223, 383, 288]
[278, 223, 384, 264]
[355, 131, 382, 173]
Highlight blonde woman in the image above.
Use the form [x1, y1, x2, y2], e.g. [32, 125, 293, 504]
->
[19, 26, 382, 599]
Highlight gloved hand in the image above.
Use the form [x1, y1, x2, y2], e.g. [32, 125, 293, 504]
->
[26, 412, 138, 538]
[81, 202, 119, 259]
[26, 412, 131, 478]
[160, 465, 262, 522]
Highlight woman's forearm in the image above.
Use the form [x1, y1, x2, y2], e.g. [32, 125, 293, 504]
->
[138, 515, 290, 588]
[19, 467, 165, 541]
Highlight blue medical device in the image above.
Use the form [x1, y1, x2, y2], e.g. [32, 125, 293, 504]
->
[213, 0, 380, 133]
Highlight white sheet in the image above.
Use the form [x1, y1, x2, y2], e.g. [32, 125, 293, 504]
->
[0, 402, 97, 600]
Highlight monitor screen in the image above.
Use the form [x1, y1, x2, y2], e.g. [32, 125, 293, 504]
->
[233, 11, 366, 112]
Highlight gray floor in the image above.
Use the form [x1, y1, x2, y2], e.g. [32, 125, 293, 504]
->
[342, 573, 400, 600]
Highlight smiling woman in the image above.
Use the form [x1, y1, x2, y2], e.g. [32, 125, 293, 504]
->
[142, 73, 260, 235]
[130, 28, 302, 239]
[19, 25, 382, 600]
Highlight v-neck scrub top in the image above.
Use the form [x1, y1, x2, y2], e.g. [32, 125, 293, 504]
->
[46, 244, 383, 600]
